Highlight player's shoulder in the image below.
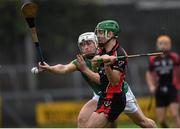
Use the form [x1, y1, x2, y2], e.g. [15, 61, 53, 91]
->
[117, 46, 128, 56]
[169, 51, 180, 64]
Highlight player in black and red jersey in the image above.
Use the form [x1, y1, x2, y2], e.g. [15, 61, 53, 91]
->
[83, 20, 127, 127]
[146, 35, 180, 127]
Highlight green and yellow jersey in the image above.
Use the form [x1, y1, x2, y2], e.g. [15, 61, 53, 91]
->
[71, 58, 100, 95]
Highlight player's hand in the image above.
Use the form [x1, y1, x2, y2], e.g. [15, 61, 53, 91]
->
[38, 62, 50, 71]
[101, 54, 117, 64]
[76, 54, 88, 72]
[91, 55, 101, 67]
[91, 54, 116, 65]
[149, 86, 156, 94]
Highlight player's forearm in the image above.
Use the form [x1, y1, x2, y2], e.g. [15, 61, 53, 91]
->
[104, 64, 120, 86]
[146, 71, 156, 89]
[48, 64, 68, 74]
[81, 68, 100, 85]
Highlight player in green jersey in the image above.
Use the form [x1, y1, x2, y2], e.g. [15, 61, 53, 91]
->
[39, 32, 156, 128]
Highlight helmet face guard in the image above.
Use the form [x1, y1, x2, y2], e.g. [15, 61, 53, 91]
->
[78, 32, 98, 54]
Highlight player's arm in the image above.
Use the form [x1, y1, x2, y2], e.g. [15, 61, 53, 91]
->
[146, 57, 157, 94]
[39, 62, 77, 74]
[76, 54, 100, 85]
[146, 71, 157, 94]
[80, 67, 100, 85]
[104, 65, 122, 86]
[101, 55, 123, 86]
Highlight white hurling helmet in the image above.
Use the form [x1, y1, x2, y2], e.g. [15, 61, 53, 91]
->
[78, 32, 98, 51]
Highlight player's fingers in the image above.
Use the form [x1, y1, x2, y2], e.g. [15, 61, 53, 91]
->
[38, 62, 42, 66]
[79, 54, 84, 61]
[77, 54, 83, 63]
[42, 61, 47, 65]
[110, 56, 117, 63]
[39, 62, 47, 67]
[76, 55, 81, 63]
[39, 62, 44, 66]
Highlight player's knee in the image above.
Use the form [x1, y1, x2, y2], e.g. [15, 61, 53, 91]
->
[77, 115, 88, 127]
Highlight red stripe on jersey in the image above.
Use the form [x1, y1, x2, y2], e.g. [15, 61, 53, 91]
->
[105, 73, 125, 99]
[96, 104, 111, 115]
[149, 56, 156, 65]
[105, 46, 127, 98]
[112, 50, 117, 57]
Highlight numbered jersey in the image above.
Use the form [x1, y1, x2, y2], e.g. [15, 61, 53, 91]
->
[149, 52, 180, 89]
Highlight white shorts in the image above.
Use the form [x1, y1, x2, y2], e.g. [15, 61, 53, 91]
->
[92, 86, 138, 114]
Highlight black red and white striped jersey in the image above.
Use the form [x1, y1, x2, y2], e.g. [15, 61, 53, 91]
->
[149, 52, 180, 89]
[96, 42, 128, 97]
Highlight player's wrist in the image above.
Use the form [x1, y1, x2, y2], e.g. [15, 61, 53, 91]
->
[46, 66, 53, 72]
[81, 66, 90, 73]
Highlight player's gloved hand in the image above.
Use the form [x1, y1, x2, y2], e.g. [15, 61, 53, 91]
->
[38, 62, 50, 71]
[76, 54, 88, 72]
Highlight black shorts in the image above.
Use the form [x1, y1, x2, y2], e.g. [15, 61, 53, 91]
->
[95, 92, 126, 122]
[155, 85, 178, 107]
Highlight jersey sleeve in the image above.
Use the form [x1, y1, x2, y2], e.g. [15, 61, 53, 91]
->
[112, 56, 127, 72]
[71, 59, 78, 67]
[148, 56, 155, 71]
[111, 48, 127, 72]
